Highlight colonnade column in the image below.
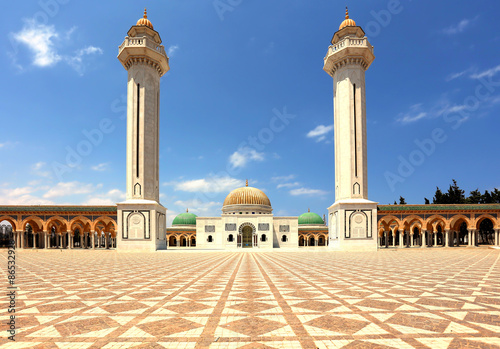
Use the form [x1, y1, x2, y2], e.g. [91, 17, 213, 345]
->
[68, 232, 72, 249]
[16, 232, 22, 249]
[445, 230, 450, 247]
[91, 231, 95, 249]
[399, 229, 404, 248]
[422, 230, 427, 248]
[495, 229, 499, 246]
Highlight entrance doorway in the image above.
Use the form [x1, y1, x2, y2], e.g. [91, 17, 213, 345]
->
[242, 226, 253, 248]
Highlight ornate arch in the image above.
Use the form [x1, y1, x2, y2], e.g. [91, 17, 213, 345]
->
[22, 216, 45, 232]
[378, 215, 403, 229]
[92, 216, 117, 232]
[69, 216, 92, 231]
[423, 215, 447, 231]
[448, 214, 472, 231]
[238, 222, 256, 234]
[402, 215, 424, 230]
[0, 216, 18, 231]
[474, 214, 498, 230]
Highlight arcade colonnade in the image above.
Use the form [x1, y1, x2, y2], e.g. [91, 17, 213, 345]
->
[0, 206, 118, 250]
[378, 204, 500, 248]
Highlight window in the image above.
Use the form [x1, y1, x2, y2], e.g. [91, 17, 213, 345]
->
[207, 235, 213, 243]
[228, 234, 234, 242]
[205, 225, 215, 233]
[225, 223, 236, 231]
[279, 225, 290, 233]
[261, 234, 267, 242]
[281, 235, 287, 242]
[258, 223, 269, 231]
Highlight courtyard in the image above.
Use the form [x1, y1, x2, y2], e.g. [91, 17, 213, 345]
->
[1, 249, 500, 348]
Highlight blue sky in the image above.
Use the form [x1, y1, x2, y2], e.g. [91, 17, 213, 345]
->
[1, 0, 500, 226]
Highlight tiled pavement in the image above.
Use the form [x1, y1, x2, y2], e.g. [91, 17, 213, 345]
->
[1, 248, 500, 348]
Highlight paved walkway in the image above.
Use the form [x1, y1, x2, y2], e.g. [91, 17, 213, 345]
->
[1, 249, 499, 348]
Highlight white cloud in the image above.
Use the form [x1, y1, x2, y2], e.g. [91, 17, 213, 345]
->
[31, 162, 52, 178]
[12, 20, 61, 67]
[289, 187, 328, 196]
[83, 189, 125, 205]
[11, 19, 102, 75]
[173, 199, 221, 217]
[229, 147, 264, 168]
[0, 184, 54, 205]
[396, 103, 429, 124]
[66, 46, 103, 75]
[271, 175, 295, 182]
[470, 64, 500, 80]
[277, 182, 300, 189]
[43, 181, 101, 198]
[91, 163, 109, 172]
[442, 17, 477, 35]
[0, 141, 19, 149]
[167, 45, 179, 57]
[446, 69, 470, 82]
[173, 176, 244, 193]
[306, 124, 334, 142]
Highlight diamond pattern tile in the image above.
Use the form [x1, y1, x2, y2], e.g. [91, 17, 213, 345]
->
[2, 249, 500, 348]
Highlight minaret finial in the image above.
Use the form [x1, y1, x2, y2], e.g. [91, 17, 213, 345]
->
[186, 208, 189, 213]
[246, 179, 248, 187]
[144, 8, 148, 19]
[308, 208, 310, 212]
[345, 6, 349, 19]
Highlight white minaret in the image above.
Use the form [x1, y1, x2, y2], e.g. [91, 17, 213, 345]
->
[116, 9, 169, 251]
[324, 8, 378, 251]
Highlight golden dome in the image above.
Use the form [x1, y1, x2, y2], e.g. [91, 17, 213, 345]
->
[223, 181, 271, 207]
[137, 8, 154, 29]
[339, 7, 356, 30]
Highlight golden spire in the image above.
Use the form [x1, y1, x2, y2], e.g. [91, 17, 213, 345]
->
[345, 6, 349, 19]
[144, 8, 148, 18]
[136, 8, 154, 29]
[186, 208, 189, 213]
[246, 179, 248, 187]
[308, 208, 310, 212]
[339, 6, 356, 30]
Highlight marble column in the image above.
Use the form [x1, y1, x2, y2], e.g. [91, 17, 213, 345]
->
[445, 230, 450, 247]
[422, 230, 427, 248]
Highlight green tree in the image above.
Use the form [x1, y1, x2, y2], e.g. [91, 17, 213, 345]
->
[424, 197, 430, 204]
[399, 196, 407, 205]
[481, 190, 493, 204]
[467, 189, 482, 204]
[492, 188, 500, 203]
[433, 187, 447, 204]
[447, 179, 465, 204]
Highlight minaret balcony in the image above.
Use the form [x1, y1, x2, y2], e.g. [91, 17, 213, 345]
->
[323, 36, 375, 76]
[118, 36, 169, 75]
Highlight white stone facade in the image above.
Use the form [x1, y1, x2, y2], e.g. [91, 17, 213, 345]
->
[116, 16, 169, 251]
[194, 215, 298, 250]
[324, 23, 378, 251]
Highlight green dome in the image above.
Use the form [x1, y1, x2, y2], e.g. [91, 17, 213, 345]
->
[298, 211, 324, 225]
[172, 212, 197, 226]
